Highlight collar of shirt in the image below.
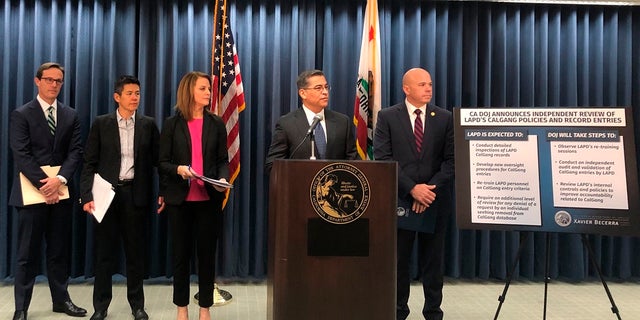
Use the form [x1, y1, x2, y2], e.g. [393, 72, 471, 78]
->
[302, 104, 325, 126]
[405, 99, 426, 118]
[116, 110, 136, 124]
[36, 95, 57, 114]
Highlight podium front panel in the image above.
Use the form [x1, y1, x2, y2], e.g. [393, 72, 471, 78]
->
[267, 160, 397, 320]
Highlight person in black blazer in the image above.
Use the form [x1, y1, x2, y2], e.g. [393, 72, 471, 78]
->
[373, 68, 455, 320]
[80, 75, 163, 320]
[9, 62, 86, 320]
[265, 69, 358, 172]
[158, 71, 229, 320]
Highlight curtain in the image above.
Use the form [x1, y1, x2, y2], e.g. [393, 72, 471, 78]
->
[1, 0, 639, 282]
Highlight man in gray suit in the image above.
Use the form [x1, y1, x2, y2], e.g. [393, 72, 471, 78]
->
[9, 62, 86, 320]
[373, 68, 454, 320]
[266, 69, 357, 171]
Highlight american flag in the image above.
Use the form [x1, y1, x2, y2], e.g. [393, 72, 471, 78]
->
[211, 0, 245, 208]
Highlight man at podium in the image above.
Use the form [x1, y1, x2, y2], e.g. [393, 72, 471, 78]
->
[265, 69, 357, 171]
[374, 67, 455, 320]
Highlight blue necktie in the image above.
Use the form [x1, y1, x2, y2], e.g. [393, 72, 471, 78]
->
[314, 122, 327, 159]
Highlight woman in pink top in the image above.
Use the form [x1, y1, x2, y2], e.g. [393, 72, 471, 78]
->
[158, 71, 229, 320]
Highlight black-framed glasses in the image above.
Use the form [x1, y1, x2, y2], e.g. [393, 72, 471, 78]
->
[303, 84, 331, 92]
[40, 77, 64, 85]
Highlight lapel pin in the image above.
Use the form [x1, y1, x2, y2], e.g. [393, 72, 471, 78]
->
[430, 111, 435, 117]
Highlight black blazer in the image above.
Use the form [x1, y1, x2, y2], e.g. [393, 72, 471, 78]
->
[265, 108, 358, 172]
[9, 99, 83, 207]
[374, 102, 455, 219]
[79, 111, 160, 207]
[158, 111, 229, 205]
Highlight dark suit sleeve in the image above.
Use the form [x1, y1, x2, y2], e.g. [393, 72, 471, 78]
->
[9, 109, 48, 187]
[265, 119, 290, 174]
[213, 116, 230, 180]
[151, 120, 160, 168]
[373, 108, 417, 198]
[149, 118, 161, 197]
[428, 112, 455, 188]
[344, 115, 358, 160]
[58, 109, 83, 181]
[79, 118, 102, 204]
[158, 117, 177, 196]
[373, 109, 391, 161]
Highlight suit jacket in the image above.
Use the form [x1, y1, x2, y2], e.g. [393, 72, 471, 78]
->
[79, 111, 160, 207]
[265, 108, 358, 172]
[158, 111, 230, 205]
[373, 102, 455, 231]
[9, 99, 83, 207]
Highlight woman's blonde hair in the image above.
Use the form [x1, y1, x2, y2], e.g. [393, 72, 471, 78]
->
[175, 71, 211, 120]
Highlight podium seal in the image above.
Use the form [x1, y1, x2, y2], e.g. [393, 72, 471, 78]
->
[310, 162, 370, 224]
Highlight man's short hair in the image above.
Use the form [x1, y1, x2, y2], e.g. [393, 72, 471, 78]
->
[36, 62, 64, 79]
[114, 75, 141, 94]
[296, 69, 325, 89]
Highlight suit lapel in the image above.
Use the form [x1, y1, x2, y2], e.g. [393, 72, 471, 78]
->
[107, 112, 122, 160]
[133, 113, 143, 160]
[202, 113, 212, 158]
[324, 111, 336, 157]
[178, 117, 191, 159]
[395, 104, 420, 158]
[30, 101, 51, 137]
[294, 109, 310, 137]
[32, 100, 56, 146]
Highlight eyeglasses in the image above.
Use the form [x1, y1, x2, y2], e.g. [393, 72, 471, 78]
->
[40, 77, 64, 85]
[303, 85, 331, 92]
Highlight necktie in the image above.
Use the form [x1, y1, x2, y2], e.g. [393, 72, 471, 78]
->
[314, 121, 327, 159]
[47, 106, 56, 136]
[414, 109, 423, 153]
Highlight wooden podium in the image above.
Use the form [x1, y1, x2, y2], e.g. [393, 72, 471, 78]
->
[267, 159, 397, 320]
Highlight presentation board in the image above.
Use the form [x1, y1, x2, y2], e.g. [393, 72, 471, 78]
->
[454, 107, 640, 236]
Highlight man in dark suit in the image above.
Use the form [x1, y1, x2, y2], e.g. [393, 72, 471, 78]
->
[9, 62, 86, 320]
[373, 68, 455, 320]
[265, 69, 358, 171]
[79, 75, 163, 320]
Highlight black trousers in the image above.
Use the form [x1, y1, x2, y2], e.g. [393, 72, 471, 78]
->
[168, 200, 221, 308]
[14, 200, 73, 311]
[92, 184, 147, 312]
[396, 214, 448, 320]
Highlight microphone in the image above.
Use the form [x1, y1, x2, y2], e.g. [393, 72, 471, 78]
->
[306, 114, 324, 136]
[289, 114, 324, 159]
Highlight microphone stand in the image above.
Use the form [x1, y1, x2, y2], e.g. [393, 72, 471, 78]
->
[309, 130, 317, 160]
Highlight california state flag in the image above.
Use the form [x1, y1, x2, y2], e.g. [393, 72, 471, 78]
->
[353, 0, 381, 160]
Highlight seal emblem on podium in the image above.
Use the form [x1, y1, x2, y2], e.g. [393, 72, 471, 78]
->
[310, 162, 370, 224]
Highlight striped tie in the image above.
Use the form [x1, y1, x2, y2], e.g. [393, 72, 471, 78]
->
[47, 106, 56, 135]
[414, 109, 423, 153]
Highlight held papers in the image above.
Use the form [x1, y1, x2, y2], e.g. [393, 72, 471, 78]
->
[91, 173, 115, 223]
[19, 165, 69, 205]
[188, 168, 233, 189]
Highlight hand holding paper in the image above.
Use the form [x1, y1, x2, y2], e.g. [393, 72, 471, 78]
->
[19, 166, 69, 206]
[188, 167, 233, 189]
[90, 173, 116, 223]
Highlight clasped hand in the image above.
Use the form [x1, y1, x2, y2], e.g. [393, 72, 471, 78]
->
[39, 176, 64, 204]
[410, 183, 437, 214]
